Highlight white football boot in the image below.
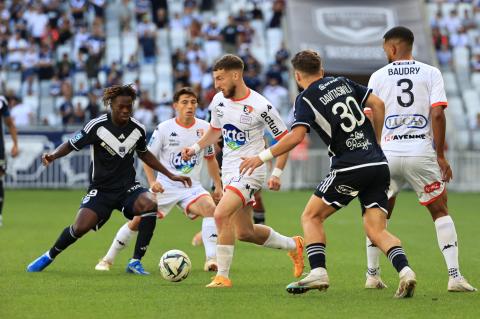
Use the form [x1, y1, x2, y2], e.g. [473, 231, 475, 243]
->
[448, 277, 477, 292]
[394, 267, 416, 298]
[95, 259, 112, 271]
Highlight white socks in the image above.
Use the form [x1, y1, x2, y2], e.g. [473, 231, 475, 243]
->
[216, 245, 234, 278]
[434, 215, 461, 278]
[201, 217, 217, 260]
[104, 223, 137, 263]
[366, 236, 382, 276]
[263, 227, 296, 250]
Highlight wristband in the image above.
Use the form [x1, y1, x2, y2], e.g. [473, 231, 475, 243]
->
[258, 148, 274, 162]
[192, 143, 201, 154]
[271, 168, 283, 178]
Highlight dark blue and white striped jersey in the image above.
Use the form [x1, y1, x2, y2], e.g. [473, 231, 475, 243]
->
[292, 76, 386, 170]
[69, 113, 148, 190]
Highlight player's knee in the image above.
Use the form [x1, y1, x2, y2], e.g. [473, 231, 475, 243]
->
[136, 196, 157, 213]
[71, 224, 88, 238]
[301, 208, 323, 224]
[197, 202, 216, 217]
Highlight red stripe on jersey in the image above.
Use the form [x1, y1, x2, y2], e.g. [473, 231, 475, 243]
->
[210, 124, 221, 130]
[275, 130, 288, 141]
[431, 102, 448, 108]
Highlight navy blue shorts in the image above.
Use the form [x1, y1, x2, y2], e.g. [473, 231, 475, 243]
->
[0, 144, 5, 172]
[314, 164, 390, 214]
[79, 182, 149, 231]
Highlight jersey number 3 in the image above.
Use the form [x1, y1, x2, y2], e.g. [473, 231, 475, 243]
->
[332, 96, 365, 133]
[397, 78, 414, 107]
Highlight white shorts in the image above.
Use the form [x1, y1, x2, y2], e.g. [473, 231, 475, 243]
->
[222, 169, 266, 207]
[152, 184, 211, 220]
[387, 155, 446, 205]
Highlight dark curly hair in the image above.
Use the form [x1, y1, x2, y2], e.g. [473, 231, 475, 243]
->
[102, 84, 137, 108]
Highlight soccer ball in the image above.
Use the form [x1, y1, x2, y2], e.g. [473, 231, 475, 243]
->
[159, 249, 191, 282]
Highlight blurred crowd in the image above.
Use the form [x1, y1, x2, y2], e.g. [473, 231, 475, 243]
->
[0, 0, 291, 129]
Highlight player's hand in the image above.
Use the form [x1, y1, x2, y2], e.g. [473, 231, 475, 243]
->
[239, 156, 263, 176]
[10, 144, 19, 157]
[212, 185, 223, 203]
[149, 181, 164, 193]
[171, 175, 192, 187]
[42, 153, 55, 166]
[268, 176, 281, 191]
[437, 156, 453, 182]
[181, 147, 195, 161]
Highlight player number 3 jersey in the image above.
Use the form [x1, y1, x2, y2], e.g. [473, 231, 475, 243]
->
[368, 60, 448, 156]
[209, 89, 288, 171]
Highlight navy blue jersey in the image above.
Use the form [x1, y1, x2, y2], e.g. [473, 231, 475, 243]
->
[69, 113, 148, 190]
[292, 77, 386, 169]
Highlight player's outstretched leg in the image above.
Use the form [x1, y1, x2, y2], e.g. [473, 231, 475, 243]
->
[286, 196, 333, 294]
[232, 203, 304, 278]
[126, 215, 156, 275]
[363, 208, 416, 298]
[427, 195, 477, 292]
[27, 208, 98, 272]
[95, 220, 138, 271]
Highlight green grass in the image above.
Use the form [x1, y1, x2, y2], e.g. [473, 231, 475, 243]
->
[1, 190, 479, 319]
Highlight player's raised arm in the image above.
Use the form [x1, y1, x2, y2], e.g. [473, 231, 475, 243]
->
[42, 141, 75, 166]
[240, 126, 307, 176]
[182, 125, 222, 160]
[364, 93, 385, 145]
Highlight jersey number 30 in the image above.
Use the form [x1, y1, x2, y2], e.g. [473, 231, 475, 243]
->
[332, 96, 365, 133]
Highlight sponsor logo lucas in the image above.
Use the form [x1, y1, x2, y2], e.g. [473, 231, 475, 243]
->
[424, 181, 443, 194]
[385, 114, 428, 130]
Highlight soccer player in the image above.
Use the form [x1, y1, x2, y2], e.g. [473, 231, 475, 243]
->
[363, 26, 476, 292]
[0, 96, 19, 227]
[94, 87, 222, 274]
[240, 50, 417, 298]
[26, 84, 191, 272]
[182, 54, 304, 288]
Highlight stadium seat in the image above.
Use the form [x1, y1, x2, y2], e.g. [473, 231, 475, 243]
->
[443, 71, 458, 95]
[106, 37, 122, 65]
[462, 89, 480, 114]
[72, 96, 89, 110]
[453, 130, 472, 150]
[266, 28, 283, 61]
[472, 130, 480, 150]
[122, 32, 138, 65]
[123, 71, 139, 84]
[440, 3, 456, 18]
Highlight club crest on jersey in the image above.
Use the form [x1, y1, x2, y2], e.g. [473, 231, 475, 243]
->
[243, 105, 253, 114]
[118, 146, 126, 156]
[385, 114, 427, 129]
[170, 152, 198, 174]
[315, 7, 395, 44]
[222, 124, 249, 150]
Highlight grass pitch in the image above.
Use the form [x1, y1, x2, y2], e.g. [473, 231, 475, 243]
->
[1, 190, 479, 318]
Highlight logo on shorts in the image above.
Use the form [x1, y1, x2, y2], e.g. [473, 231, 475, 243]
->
[385, 114, 428, 130]
[424, 181, 442, 194]
[170, 152, 198, 173]
[222, 124, 249, 150]
[335, 185, 359, 197]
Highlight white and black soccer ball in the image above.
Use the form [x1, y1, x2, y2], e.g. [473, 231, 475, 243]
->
[159, 249, 191, 282]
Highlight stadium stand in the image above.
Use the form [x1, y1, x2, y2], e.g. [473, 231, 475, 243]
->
[0, 0, 290, 129]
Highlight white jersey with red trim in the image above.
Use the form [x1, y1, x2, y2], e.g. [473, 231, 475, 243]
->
[368, 60, 447, 156]
[209, 88, 288, 172]
[148, 118, 214, 186]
